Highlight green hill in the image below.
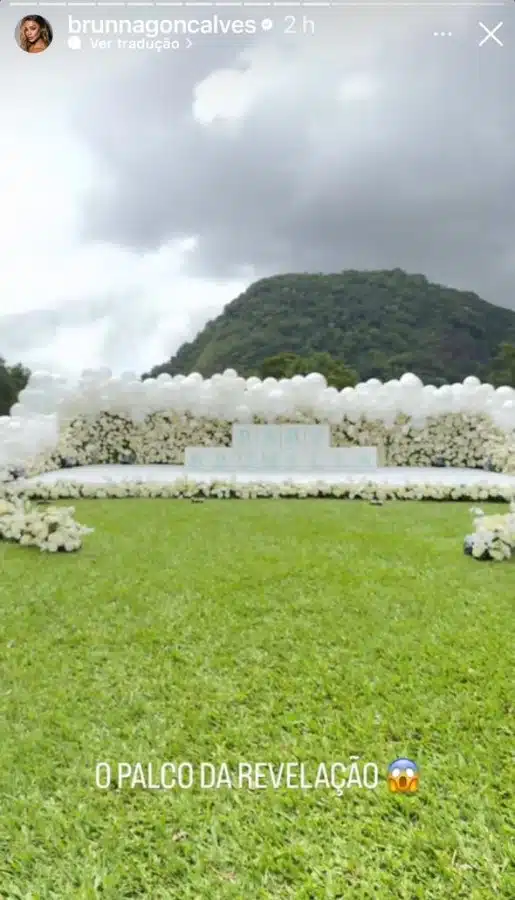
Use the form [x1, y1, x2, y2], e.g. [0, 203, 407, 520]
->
[148, 269, 515, 384]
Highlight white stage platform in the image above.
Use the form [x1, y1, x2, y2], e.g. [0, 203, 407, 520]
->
[20, 464, 515, 490]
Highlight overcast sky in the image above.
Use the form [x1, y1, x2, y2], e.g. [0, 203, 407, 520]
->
[1, 3, 513, 374]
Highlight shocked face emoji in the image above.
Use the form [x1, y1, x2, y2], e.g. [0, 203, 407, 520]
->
[387, 758, 419, 793]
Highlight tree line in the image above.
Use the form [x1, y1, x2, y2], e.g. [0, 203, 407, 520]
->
[0, 358, 30, 415]
[258, 344, 515, 390]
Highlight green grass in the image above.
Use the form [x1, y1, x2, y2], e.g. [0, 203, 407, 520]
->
[0, 500, 513, 899]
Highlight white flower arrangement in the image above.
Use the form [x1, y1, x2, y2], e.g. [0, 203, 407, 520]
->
[464, 504, 515, 561]
[0, 497, 94, 552]
[1, 478, 513, 504]
[13, 410, 510, 483]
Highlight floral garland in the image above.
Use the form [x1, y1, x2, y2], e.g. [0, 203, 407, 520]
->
[0, 497, 94, 552]
[1, 479, 513, 503]
[464, 505, 515, 561]
[14, 410, 513, 480]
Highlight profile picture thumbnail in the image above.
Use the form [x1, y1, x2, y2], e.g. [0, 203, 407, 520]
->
[16, 15, 53, 53]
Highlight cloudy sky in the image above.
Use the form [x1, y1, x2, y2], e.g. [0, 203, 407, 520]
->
[1, 2, 513, 375]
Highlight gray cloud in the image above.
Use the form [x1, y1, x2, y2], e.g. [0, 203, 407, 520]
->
[0, 294, 206, 373]
[74, 8, 515, 307]
[2, 6, 513, 376]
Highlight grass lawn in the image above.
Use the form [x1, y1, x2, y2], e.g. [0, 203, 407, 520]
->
[0, 499, 513, 899]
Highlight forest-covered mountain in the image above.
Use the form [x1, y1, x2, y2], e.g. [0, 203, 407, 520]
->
[148, 269, 515, 384]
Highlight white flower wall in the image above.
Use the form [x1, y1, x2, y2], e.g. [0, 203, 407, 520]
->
[18, 410, 510, 477]
[1, 368, 515, 479]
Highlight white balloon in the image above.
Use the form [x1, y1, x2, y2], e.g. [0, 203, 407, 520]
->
[380, 402, 397, 426]
[495, 386, 515, 403]
[399, 373, 422, 388]
[234, 404, 252, 422]
[305, 372, 327, 388]
[119, 371, 139, 382]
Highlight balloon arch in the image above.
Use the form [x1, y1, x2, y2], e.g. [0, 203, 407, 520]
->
[1, 368, 515, 472]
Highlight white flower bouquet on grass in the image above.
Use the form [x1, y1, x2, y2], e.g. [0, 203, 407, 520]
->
[0, 497, 94, 552]
[464, 504, 515, 561]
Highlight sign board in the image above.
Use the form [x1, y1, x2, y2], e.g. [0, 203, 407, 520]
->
[185, 424, 377, 472]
